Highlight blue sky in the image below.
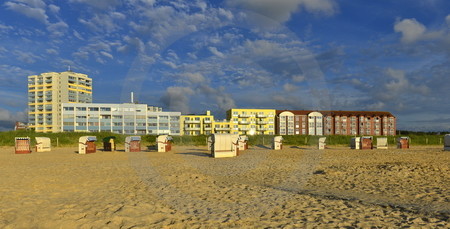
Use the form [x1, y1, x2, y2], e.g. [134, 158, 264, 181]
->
[0, 0, 449, 131]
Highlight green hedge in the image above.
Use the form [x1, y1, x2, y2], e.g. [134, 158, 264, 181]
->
[0, 130, 446, 147]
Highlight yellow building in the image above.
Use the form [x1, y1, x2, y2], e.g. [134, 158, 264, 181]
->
[28, 71, 92, 133]
[180, 111, 214, 135]
[226, 108, 276, 135]
[213, 119, 232, 134]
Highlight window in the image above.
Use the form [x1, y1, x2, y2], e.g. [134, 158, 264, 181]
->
[76, 107, 86, 111]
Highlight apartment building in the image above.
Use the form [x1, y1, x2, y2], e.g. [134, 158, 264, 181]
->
[276, 110, 396, 136]
[322, 111, 396, 136]
[213, 119, 232, 134]
[226, 108, 276, 135]
[61, 103, 180, 135]
[28, 71, 92, 133]
[277, 110, 311, 135]
[180, 111, 214, 135]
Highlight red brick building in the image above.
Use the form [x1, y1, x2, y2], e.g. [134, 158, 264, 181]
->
[276, 110, 396, 136]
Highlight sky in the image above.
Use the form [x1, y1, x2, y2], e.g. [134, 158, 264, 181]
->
[0, 0, 449, 132]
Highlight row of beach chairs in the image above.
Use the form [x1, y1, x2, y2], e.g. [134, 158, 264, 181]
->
[14, 134, 450, 156]
[13, 135, 173, 154]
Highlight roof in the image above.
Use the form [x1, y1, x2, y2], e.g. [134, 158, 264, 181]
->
[276, 110, 313, 116]
[276, 110, 395, 117]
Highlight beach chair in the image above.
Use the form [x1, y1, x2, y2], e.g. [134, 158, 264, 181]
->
[125, 136, 141, 152]
[318, 137, 326, 150]
[15, 137, 31, 154]
[210, 134, 239, 158]
[361, 136, 373, 150]
[272, 136, 283, 150]
[103, 136, 116, 151]
[376, 137, 388, 149]
[444, 134, 450, 151]
[79, 136, 97, 154]
[350, 137, 361, 149]
[238, 135, 249, 151]
[35, 137, 51, 152]
[157, 135, 173, 152]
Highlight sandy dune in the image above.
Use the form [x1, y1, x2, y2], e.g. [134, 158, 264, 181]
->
[0, 145, 448, 228]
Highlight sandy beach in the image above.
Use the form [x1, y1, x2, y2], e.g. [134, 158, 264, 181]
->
[0, 145, 448, 228]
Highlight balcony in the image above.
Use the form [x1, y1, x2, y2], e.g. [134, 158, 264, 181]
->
[204, 127, 212, 130]
[184, 120, 201, 124]
[239, 114, 252, 118]
[203, 120, 212, 123]
[239, 121, 249, 125]
[258, 127, 274, 131]
[215, 127, 230, 131]
[257, 120, 268, 124]
[256, 114, 267, 118]
[185, 127, 201, 131]
[239, 127, 251, 131]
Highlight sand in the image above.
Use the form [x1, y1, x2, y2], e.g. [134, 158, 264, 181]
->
[0, 145, 448, 228]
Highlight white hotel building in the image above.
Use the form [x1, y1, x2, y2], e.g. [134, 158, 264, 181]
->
[61, 103, 181, 135]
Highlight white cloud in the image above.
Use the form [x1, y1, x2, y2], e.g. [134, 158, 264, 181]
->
[79, 12, 124, 33]
[162, 61, 178, 69]
[73, 30, 84, 40]
[226, 0, 337, 23]
[446, 14, 450, 26]
[47, 21, 68, 37]
[394, 18, 426, 43]
[292, 74, 305, 82]
[219, 8, 234, 20]
[0, 64, 33, 86]
[208, 47, 225, 58]
[48, 4, 60, 13]
[283, 83, 298, 92]
[100, 51, 113, 59]
[0, 24, 14, 35]
[5, 0, 49, 24]
[13, 50, 40, 63]
[183, 72, 206, 85]
[384, 68, 429, 95]
[69, 0, 120, 10]
[46, 48, 58, 55]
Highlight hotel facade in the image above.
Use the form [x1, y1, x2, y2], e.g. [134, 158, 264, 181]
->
[180, 111, 232, 136]
[277, 110, 396, 136]
[180, 111, 215, 136]
[61, 103, 180, 135]
[28, 71, 92, 133]
[226, 108, 276, 135]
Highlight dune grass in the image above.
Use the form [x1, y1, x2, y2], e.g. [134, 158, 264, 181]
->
[0, 130, 446, 147]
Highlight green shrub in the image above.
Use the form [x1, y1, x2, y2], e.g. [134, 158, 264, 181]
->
[0, 130, 446, 147]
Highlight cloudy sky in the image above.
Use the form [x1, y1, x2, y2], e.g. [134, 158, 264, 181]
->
[0, 0, 449, 131]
